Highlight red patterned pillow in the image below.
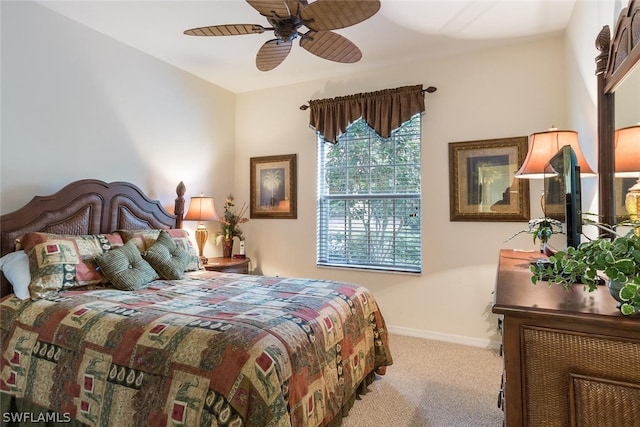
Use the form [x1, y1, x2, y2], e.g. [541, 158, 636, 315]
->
[20, 232, 124, 299]
[117, 229, 201, 271]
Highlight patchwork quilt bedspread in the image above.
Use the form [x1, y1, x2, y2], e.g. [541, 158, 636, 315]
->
[0, 271, 392, 426]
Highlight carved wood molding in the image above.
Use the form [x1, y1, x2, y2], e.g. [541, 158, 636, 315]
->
[604, 0, 640, 92]
[595, 25, 611, 76]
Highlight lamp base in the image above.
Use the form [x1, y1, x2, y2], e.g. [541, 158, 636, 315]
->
[626, 178, 640, 237]
[194, 224, 209, 265]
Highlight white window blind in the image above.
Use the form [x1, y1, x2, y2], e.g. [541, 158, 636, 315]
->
[317, 114, 422, 272]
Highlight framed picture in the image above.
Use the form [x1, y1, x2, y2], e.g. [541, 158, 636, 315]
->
[250, 154, 297, 219]
[449, 137, 530, 221]
[616, 176, 637, 222]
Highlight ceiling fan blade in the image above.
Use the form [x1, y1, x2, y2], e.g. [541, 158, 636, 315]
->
[301, 0, 380, 31]
[300, 31, 362, 63]
[184, 24, 266, 36]
[246, 0, 306, 18]
[256, 39, 292, 71]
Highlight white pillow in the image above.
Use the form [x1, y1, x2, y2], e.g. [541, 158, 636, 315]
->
[0, 251, 31, 299]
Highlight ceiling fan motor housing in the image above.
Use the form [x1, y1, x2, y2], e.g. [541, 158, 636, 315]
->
[269, 16, 302, 42]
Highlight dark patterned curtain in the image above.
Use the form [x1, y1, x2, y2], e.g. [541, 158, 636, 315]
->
[308, 85, 425, 144]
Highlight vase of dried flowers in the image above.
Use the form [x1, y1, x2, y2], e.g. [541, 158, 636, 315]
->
[216, 195, 249, 258]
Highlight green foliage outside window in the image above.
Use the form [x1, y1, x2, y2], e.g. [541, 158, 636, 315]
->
[318, 115, 421, 272]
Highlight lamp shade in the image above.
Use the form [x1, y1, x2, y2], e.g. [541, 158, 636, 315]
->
[515, 129, 596, 179]
[184, 196, 219, 222]
[614, 125, 640, 177]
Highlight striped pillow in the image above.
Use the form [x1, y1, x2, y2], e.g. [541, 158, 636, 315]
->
[142, 230, 190, 280]
[94, 240, 158, 291]
[117, 229, 201, 271]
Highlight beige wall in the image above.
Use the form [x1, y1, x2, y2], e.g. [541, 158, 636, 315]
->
[1, 1, 236, 260]
[2, 1, 623, 347]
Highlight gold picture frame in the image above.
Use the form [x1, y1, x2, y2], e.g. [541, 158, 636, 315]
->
[449, 137, 530, 222]
[250, 154, 297, 219]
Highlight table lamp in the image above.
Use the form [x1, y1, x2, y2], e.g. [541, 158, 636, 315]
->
[615, 124, 640, 234]
[515, 128, 595, 214]
[184, 194, 219, 264]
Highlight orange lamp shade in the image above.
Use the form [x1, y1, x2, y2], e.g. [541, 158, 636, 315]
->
[184, 196, 219, 222]
[515, 129, 595, 179]
[614, 125, 640, 176]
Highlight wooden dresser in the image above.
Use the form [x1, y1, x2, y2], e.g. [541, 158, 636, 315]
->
[492, 249, 640, 427]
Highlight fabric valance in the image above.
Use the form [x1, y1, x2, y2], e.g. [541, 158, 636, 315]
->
[308, 85, 426, 144]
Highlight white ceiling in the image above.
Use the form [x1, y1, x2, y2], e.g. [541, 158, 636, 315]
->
[36, 0, 578, 93]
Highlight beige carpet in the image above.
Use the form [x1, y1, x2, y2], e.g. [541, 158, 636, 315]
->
[342, 334, 504, 427]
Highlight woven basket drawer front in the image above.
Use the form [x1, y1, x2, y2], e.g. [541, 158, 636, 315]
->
[522, 326, 640, 426]
[570, 374, 640, 427]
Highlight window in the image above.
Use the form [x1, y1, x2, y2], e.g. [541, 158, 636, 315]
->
[317, 114, 421, 272]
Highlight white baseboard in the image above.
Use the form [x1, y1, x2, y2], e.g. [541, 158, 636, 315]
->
[387, 325, 501, 350]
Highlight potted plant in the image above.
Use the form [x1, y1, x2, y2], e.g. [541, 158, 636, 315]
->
[216, 195, 249, 257]
[506, 217, 564, 255]
[531, 222, 640, 315]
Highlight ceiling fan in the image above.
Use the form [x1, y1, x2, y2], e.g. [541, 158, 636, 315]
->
[184, 0, 381, 71]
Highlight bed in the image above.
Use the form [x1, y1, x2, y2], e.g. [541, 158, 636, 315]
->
[0, 179, 392, 427]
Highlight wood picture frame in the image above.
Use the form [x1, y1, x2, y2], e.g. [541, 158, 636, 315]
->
[250, 154, 297, 219]
[449, 137, 530, 222]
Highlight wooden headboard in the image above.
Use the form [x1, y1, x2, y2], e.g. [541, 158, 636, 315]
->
[0, 179, 186, 297]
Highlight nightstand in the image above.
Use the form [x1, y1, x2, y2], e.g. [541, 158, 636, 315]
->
[204, 257, 250, 274]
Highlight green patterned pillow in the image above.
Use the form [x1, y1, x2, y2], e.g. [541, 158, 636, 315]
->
[142, 230, 190, 280]
[117, 229, 202, 271]
[94, 240, 158, 291]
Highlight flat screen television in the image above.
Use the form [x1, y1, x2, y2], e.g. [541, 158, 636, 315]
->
[543, 145, 582, 248]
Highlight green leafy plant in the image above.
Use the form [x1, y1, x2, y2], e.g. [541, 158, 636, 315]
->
[619, 282, 640, 315]
[531, 223, 640, 315]
[505, 217, 564, 253]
